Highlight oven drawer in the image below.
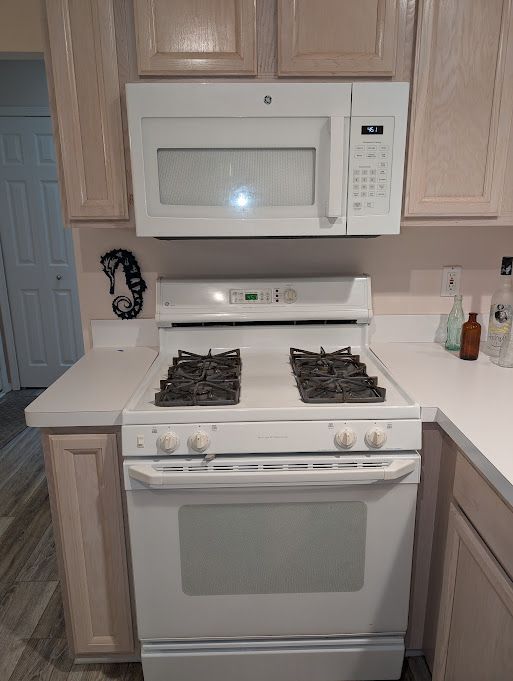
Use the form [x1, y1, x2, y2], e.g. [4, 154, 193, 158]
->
[124, 454, 419, 641]
[141, 637, 405, 681]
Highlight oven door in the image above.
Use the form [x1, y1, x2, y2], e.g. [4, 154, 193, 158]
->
[123, 453, 419, 641]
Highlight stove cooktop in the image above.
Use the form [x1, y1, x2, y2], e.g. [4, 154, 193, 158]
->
[290, 347, 386, 404]
[155, 346, 387, 408]
[155, 349, 241, 407]
[123, 343, 419, 424]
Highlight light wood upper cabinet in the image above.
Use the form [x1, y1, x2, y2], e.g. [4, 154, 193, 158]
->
[278, 0, 400, 76]
[405, 0, 513, 217]
[45, 0, 128, 221]
[134, 0, 257, 75]
[432, 503, 513, 681]
[44, 433, 135, 657]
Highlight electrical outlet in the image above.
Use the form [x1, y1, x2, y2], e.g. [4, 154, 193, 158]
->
[441, 266, 462, 297]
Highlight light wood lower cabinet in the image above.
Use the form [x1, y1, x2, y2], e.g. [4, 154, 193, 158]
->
[432, 503, 513, 681]
[44, 432, 135, 658]
[408, 430, 513, 676]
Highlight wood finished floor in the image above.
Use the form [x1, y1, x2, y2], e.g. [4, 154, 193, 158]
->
[0, 426, 430, 681]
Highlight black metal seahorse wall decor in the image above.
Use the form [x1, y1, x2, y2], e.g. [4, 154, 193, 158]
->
[100, 249, 147, 320]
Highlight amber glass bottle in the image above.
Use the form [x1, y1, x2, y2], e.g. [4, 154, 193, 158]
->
[459, 313, 481, 360]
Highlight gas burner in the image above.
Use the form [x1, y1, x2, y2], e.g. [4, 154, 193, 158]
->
[290, 346, 368, 378]
[290, 347, 386, 404]
[155, 349, 241, 407]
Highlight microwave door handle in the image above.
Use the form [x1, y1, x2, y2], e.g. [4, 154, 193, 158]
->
[127, 459, 416, 489]
[327, 116, 348, 218]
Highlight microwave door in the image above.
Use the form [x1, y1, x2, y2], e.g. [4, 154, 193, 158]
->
[134, 116, 349, 238]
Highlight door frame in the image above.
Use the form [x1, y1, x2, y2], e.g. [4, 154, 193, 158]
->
[0, 192, 19, 391]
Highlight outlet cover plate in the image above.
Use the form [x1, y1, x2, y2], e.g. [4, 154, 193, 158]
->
[441, 266, 462, 297]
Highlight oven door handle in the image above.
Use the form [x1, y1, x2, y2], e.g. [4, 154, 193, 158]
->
[126, 459, 417, 489]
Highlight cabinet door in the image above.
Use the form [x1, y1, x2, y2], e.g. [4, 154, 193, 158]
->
[45, 0, 128, 220]
[433, 504, 513, 681]
[405, 0, 513, 217]
[278, 0, 400, 76]
[134, 0, 257, 75]
[500, 125, 513, 220]
[45, 433, 135, 656]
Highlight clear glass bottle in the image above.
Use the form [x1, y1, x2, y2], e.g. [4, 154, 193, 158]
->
[459, 313, 481, 360]
[486, 256, 513, 356]
[446, 295, 464, 351]
[498, 323, 513, 367]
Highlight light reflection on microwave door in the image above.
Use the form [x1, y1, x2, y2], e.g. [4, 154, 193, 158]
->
[230, 188, 253, 209]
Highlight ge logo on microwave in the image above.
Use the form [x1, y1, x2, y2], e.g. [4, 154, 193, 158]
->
[264, 95, 272, 105]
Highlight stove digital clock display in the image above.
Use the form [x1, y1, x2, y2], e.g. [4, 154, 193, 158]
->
[229, 288, 272, 304]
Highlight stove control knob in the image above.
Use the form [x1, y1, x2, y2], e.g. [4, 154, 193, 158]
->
[283, 288, 297, 304]
[158, 432, 179, 453]
[188, 431, 210, 453]
[335, 428, 357, 449]
[365, 428, 387, 449]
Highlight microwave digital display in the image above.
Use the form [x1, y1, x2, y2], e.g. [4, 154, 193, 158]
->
[361, 125, 384, 135]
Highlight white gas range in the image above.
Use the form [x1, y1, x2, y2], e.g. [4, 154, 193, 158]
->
[122, 276, 421, 681]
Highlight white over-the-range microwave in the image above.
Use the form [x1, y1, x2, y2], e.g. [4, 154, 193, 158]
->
[126, 82, 409, 238]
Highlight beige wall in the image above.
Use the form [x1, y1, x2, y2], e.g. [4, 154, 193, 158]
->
[74, 225, 513, 348]
[0, 0, 44, 53]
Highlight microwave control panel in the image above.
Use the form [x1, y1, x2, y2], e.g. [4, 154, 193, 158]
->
[349, 117, 395, 216]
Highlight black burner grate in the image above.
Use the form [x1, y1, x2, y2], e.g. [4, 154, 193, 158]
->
[290, 347, 386, 404]
[155, 349, 241, 407]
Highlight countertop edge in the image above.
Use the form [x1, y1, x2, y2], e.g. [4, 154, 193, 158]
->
[432, 408, 513, 510]
[25, 411, 123, 428]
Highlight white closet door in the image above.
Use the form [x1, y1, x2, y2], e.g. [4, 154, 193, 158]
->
[0, 117, 83, 387]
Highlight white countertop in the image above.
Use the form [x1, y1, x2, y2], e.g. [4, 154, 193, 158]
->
[372, 342, 513, 507]
[25, 347, 158, 428]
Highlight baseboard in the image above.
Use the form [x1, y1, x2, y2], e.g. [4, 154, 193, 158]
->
[73, 655, 140, 664]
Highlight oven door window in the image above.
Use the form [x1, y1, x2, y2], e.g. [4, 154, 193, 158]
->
[157, 147, 316, 208]
[178, 501, 366, 596]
